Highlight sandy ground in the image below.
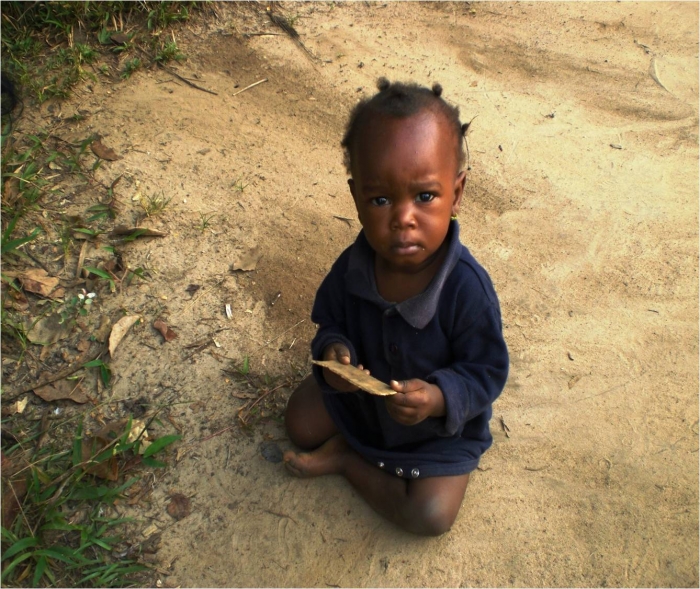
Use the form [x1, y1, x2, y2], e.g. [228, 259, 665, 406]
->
[9, 2, 698, 586]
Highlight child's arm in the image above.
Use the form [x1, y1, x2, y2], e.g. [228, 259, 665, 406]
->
[309, 248, 365, 393]
[385, 301, 508, 433]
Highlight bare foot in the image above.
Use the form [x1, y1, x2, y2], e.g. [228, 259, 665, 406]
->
[284, 434, 350, 478]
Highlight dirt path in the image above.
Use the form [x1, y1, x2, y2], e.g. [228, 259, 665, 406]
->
[19, 2, 697, 586]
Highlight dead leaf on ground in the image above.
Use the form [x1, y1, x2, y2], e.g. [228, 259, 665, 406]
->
[109, 315, 141, 357]
[82, 434, 118, 480]
[3, 289, 29, 311]
[18, 269, 60, 297]
[568, 375, 582, 389]
[25, 314, 73, 345]
[166, 493, 191, 520]
[34, 379, 89, 404]
[81, 418, 148, 481]
[1, 476, 28, 529]
[231, 245, 262, 272]
[154, 319, 177, 342]
[91, 137, 120, 161]
[110, 32, 129, 45]
[1, 397, 29, 417]
[3, 176, 19, 206]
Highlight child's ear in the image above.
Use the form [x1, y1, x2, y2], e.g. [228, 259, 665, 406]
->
[348, 178, 357, 200]
[452, 171, 466, 214]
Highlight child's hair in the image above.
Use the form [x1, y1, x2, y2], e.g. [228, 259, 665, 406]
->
[341, 78, 469, 174]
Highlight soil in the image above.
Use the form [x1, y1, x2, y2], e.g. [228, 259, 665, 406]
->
[4, 2, 698, 587]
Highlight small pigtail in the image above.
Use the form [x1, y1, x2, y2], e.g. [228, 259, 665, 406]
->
[376, 77, 390, 91]
[431, 83, 443, 97]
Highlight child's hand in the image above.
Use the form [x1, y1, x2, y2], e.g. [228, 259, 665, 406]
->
[321, 343, 369, 392]
[385, 379, 446, 426]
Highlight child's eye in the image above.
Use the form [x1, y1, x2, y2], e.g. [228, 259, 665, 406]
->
[416, 192, 435, 203]
[371, 197, 390, 206]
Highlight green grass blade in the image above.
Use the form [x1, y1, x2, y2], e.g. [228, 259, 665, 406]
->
[2, 536, 39, 561]
[143, 434, 181, 458]
[32, 555, 48, 587]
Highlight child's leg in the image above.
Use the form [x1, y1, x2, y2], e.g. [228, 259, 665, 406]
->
[286, 442, 469, 536]
[284, 378, 470, 536]
[285, 375, 338, 449]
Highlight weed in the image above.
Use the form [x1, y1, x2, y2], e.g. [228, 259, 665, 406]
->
[197, 212, 217, 232]
[121, 57, 142, 79]
[154, 40, 185, 64]
[1, 417, 182, 587]
[83, 266, 116, 293]
[140, 191, 171, 217]
[232, 176, 249, 193]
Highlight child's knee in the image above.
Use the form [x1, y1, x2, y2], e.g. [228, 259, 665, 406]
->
[411, 497, 458, 536]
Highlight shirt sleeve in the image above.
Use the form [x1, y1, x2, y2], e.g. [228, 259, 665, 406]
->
[426, 297, 509, 438]
[310, 251, 358, 393]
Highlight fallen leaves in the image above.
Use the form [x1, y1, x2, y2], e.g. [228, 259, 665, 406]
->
[154, 319, 177, 342]
[25, 314, 73, 345]
[90, 137, 120, 161]
[109, 315, 140, 357]
[34, 379, 89, 404]
[17, 269, 61, 297]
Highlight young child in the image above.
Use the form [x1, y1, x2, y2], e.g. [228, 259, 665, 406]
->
[284, 79, 509, 536]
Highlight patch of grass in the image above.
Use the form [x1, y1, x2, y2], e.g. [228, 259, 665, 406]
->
[140, 191, 171, 217]
[232, 176, 249, 193]
[120, 57, 142, 79]
[1, 416, 182, 587]
[196, 212, 217, 232]
[154, 40, 185, 64]
[1, 1, 202, 104]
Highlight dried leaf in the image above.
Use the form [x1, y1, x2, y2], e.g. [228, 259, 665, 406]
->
[34, 379, 89, 404]
[91, 137, 119, 161]
[3, 289, 28, 311]
[18, 269, 59, 297]
[3, 177, 19, 206]
[154, 319, 177, 342]
[25, 314, 73, 345]
[82, 434, 118, 480]
[166, 493, 191, 520]
[1, 397, 29, 417]
[109, 315, 140, 357]
[231, 245, 262, 272]
[1, 475, 28, 530]
[312, 360, 396, 396]
[110, 32, 129, 45]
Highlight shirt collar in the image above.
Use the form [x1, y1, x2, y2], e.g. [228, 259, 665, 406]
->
[344, 220, 462, 329]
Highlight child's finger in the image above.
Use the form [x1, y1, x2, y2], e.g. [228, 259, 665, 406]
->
[390, 379, 423, 393]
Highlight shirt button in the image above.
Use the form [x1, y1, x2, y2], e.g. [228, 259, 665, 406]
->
[411, 468, 420, 478]
[377, 462, 384, 469]
[395, 467, 403, 477]
[389, 343, 398, 354]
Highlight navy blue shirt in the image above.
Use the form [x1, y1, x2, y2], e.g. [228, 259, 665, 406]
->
[311, 221, 509, 478]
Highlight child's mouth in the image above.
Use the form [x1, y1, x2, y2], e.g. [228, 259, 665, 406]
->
[391, 242, 423, 255]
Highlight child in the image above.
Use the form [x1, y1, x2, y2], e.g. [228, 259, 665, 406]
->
[284, 79, 509, 536]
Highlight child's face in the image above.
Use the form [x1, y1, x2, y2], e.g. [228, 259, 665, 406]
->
[348, 110, 465, 274]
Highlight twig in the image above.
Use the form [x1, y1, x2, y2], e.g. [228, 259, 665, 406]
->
[238, 382, 288, 424]
[499, 415, 510, 438]
[158, 64, 218, 95]
[264, 509, 298, 525]
[199, 425, 234, 443]
[256, 319, 305, 350]
[232, 78, 268, 97]
[524, 465, 549, 472]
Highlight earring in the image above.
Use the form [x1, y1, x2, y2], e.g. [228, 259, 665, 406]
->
[451, 214, 458, 220]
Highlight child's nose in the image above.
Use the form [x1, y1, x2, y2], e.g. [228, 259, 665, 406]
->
[391, 202, 416, 229]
